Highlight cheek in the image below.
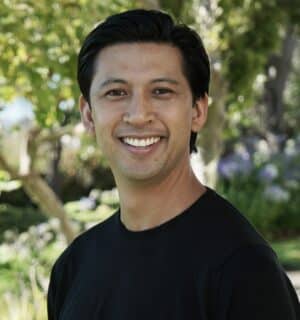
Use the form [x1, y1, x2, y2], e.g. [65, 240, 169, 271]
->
[91, 111, 106, 133]
[167, 104, 193, 129]
[168, 107, 193, 146]
[92, 110, 121, 149]
[93, 107, 119, 131]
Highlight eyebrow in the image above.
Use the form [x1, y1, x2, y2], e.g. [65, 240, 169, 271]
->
[151, 78, 179, 85]
[99, 78, 127, 88]
[99, 77, 179, 89]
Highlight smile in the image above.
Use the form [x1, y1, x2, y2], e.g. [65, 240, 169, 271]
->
[121, 137, 161, 147]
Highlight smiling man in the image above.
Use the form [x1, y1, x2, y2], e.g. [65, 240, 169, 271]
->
[47, 9, 299, 320]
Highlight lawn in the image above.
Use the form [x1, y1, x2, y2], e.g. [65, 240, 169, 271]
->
[271, 237, 300, 270]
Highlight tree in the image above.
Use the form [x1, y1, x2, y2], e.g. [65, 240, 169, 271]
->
[263, 25, 297, 134]
[0, 0, 298, 242]
[161, 0, 299, 186]
[0, 0, 138, 243]
[140, 0, 294, 186]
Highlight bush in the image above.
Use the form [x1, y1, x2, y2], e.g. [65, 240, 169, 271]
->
[0, 204, 47, 242]
[217, 134, 300, 239]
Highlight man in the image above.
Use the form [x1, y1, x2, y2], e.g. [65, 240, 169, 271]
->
[47, 9, 299, 320]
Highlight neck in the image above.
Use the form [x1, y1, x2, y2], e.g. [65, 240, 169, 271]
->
[115, 162, 206, 231]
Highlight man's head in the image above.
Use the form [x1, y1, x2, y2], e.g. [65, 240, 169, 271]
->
[77, 9, 210, 153]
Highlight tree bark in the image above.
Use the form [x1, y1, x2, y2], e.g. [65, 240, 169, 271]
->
[21, 173, 75, 244]
[264, 24, 297, 133]
[0, 154, 75, 244]
[48, 140, 63, 198]
[198, 68, 227, 188]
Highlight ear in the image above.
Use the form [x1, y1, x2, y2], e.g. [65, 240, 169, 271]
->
[79, 95, 95, 135]
[191, 93, 208, 133]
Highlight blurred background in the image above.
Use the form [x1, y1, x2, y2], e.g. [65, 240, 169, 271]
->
[0, 0, 299, 319]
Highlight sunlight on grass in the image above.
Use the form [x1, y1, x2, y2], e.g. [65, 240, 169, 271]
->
[0, 291, 46, 320]
[0, 266, 47, 320]
[271, 237, 300, 270]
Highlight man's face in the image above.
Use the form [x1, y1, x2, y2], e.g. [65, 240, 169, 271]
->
[80, 42, 207, 185]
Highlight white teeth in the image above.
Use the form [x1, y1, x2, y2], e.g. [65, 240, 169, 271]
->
[122, 137, 160, 147]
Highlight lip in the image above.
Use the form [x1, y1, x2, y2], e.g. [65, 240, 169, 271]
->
[118, 134, 165, 139]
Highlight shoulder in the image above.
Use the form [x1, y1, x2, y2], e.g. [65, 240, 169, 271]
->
[210, 244, 281, 296]
[203, 187, 260, 234]
[198, 188, 272, 260]
[52, 212, 117, 276]
[182, 187, 275, 267]
[72, 211, 117, 247]
[214, 244, 280, 278]
[210, 244, 300, 319]
[47, 212, 118, 317]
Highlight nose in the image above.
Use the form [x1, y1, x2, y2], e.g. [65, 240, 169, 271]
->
[123, 92, 155, 126]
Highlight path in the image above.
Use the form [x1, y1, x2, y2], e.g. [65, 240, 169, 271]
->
[287, 271, 300, 300]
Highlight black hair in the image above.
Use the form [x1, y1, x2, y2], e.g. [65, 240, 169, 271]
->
[77, 9, 210, 153]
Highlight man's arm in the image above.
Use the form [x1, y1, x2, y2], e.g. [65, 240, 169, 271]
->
[215, 244, 300, 319]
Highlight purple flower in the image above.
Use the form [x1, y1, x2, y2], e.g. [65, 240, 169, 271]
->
[264, 185, 290, 203]
[258, 164, 278, 183]
[218, 153, 252, 179]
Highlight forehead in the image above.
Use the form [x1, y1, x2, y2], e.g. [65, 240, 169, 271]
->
[92, 42, 186, 81]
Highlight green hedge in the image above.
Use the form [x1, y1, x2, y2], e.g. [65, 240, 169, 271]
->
[216, 178, 300, 240]
[0, 204, 47, 242]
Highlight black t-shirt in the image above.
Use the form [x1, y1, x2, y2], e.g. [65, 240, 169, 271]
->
[47, 188, 300, 319]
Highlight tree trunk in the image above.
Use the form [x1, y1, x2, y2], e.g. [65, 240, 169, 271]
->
[21, 174, 75, 244]
[198, 69, 227, 188]
[48, 140, 63, 198]
[264, 24, 297, 133]
[0, 154, 75, 244]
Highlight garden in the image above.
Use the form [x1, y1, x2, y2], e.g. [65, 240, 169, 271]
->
[0, 0, 299, 319]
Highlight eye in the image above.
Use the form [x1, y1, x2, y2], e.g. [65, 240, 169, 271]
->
[152, 87, 174, 96]
[105, 89, 128, 98]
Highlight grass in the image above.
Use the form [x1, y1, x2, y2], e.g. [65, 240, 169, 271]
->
[0, 269, 47, 320]
[271, 237, 300, 270]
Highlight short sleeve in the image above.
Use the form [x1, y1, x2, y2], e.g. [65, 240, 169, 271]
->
[214, 245, 300, 320]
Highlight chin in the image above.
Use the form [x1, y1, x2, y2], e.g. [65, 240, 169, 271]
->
[119, 164, 167, 183]
[125, 171, 162, 182]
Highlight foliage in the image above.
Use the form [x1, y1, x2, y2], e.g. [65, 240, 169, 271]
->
[0, 1, 299, 318]
[0, 204, 46, 242]
[0, 0, 138, 127]
[217, 134, 300, 238]
[58, 125, 116, 200]
[0, 269, 47, 320]
[0, 217, 64, 320]
[0, 189, 118, 280]
[64, 188, 118, 227]
[0, 0, 138, 246]
[271, 237, 300, 270]
[218, 0, 298, 108]
[0, 188, 117, 319]
[285, 42, 300, 134]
